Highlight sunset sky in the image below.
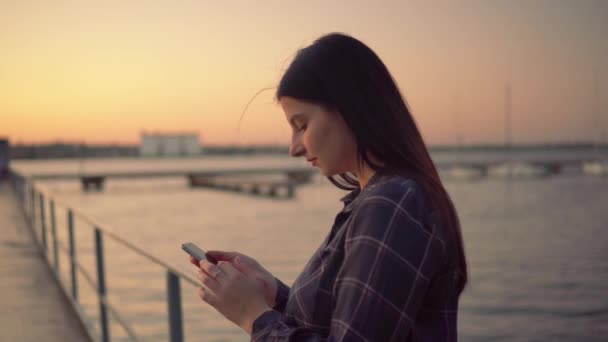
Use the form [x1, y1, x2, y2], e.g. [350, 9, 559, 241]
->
[1, 0, 607, 146]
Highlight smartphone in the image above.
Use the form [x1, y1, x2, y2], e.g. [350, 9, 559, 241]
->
[182, 242, 218, 264]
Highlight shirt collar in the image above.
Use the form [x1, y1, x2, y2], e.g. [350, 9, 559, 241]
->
[339, 188, 360, 205]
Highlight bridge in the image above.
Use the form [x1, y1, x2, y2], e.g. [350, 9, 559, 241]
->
[28, 167, 316, 195]
[24, 158, 600, 193]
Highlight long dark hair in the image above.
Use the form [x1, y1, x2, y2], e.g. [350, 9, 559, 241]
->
[276, 32, 468, 293]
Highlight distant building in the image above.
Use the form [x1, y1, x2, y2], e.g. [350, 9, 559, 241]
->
[139, 131, 201, 157]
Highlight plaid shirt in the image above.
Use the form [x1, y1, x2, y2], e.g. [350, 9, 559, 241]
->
[252, 170, 462, 341]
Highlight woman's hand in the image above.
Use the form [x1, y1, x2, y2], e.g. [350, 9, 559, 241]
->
[190, 250, 278, 308]
[195, 259, 272, 335]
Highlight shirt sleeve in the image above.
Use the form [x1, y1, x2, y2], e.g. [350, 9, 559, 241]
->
[251, 183, 447, 341]
[272, 277, 290, 313]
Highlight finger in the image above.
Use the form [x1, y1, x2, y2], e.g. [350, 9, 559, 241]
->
[206, 250, 239, 262]
[189, 256, 200, 267]
[200, 259, 223, 279]
[197, 269, 220, 292]
[198, 287, 218, 306]
[232, 255, 260, 272]
[231, 256, 252, 275]
[217, 260, 241, 278]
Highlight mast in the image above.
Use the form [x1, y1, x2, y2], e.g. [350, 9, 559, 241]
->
[452, 93, 462, 152]
[505, 81, 512, 152]
[593, 69, 602, 152]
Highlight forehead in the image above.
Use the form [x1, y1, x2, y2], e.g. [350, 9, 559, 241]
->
[279, 97, 319, 116]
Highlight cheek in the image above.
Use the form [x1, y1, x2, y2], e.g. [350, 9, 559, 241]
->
[329, 124, 358, 166]
[303, 122, 330, 153]
[308, 121, 355, 162]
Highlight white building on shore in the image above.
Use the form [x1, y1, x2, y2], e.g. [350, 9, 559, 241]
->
[139, 131, 201, 157]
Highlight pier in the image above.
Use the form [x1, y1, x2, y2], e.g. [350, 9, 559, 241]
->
[0, 180, 92, 341]
[28, 167, 315, 194]
[187, 175, 297, 199]
[4, 170, 219, 342]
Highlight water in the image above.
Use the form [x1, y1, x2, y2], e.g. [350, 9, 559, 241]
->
[11, 150, 608, 341]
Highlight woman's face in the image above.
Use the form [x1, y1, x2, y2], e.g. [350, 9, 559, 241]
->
[280, 96, 358, 176]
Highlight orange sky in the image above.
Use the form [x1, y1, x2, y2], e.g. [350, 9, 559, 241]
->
[1, 1, 607, 145]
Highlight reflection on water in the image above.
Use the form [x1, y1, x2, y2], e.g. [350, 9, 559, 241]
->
[13, 153, 608, 341]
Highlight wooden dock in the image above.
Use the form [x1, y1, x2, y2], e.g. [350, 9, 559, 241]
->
[0, 180, 92, 341]
[188, 175, 297, 199]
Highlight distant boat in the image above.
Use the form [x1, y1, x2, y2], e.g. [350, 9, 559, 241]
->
[487, 161, 551, 179]
[488, 82, 554, 180]
[441, 166, 485, 181]
[442, 95, 485, 181]
[583, 160, 608, 176]
[583, 71, 607, 176]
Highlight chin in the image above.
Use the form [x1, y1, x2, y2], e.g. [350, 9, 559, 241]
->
[317, 168, 331, 177]
[320, 163, 352, 177]
[320, 167, 340, 177]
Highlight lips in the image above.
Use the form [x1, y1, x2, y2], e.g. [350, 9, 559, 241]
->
[308, 158, 318, 166]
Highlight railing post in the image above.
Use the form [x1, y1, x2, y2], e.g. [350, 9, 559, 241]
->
[287, 184, 294, 198]
[30, 187, 36, 233]
[28, 185, 32, 222]
[68, 209, 78, 301]
[167, 271, 184, 342]
[39, 192, 47, 252]
[21, 177, 25, 205]
[95, 228, 110, 342]
[20, 176, 24, 205]
[50, 200, 59, 274]
[17, 175, 23, 205]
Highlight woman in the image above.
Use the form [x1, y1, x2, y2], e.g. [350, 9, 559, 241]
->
[190, 32, 468, 341]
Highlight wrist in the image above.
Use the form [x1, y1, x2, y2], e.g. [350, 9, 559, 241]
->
[244, 302, 272, 335]
[269, 277, 278, 307]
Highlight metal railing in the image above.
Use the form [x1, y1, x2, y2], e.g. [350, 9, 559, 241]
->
[8, 169, 201, 342]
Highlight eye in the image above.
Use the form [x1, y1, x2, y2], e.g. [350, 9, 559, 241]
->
[297, 123, 308, 132]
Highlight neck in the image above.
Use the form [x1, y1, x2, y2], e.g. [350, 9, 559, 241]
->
[357, 165, 377, 190]
[353, 153, 385, 190]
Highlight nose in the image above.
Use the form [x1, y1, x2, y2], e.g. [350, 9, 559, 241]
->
[289, 135, 305, 157]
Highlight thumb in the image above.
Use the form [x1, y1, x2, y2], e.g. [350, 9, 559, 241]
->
[206, 250, 238, 262]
